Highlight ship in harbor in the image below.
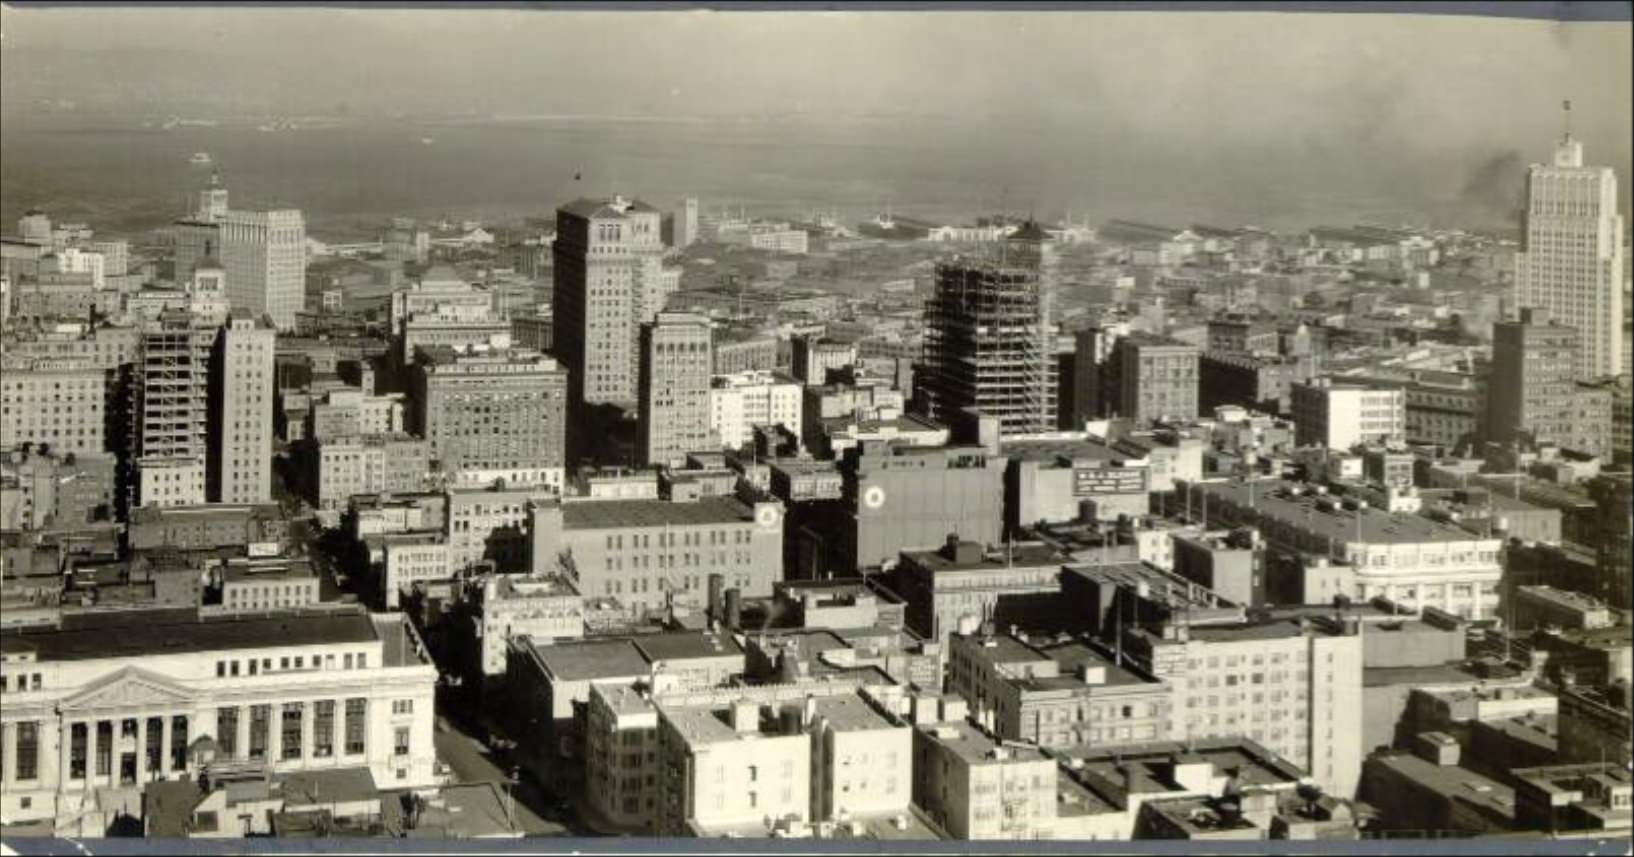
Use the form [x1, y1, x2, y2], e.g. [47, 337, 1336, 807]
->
[855, 211, 932, 241]
[189, 152, 214, 166]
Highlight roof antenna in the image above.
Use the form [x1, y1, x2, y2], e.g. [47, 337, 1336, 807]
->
[1563, 98, 1573, 139]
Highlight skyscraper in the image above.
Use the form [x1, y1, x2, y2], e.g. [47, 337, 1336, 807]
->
[1514, 132, 1625, 379]
[207, 313, 275, 503]
[132, 312, 214, 508]
[173, 174, 307, 331]
[918, 223, 1057, 436]
[638, 312, 714, 468]
[552, 195, 670, 412]
[675, 198, 700, 248]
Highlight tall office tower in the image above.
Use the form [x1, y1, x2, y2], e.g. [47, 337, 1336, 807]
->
[1488, 308, 1581, 448]
[1112, 333, 1199, 425]
[674, 198, 700, 248]
[638, 312, 715, 468]
[918, 223, 1058, 436]
[132, 311, 215, 507]
[217, 210, 307, 331]
[173, 173, 307, 331]
[552, 196, 669, 411]
[207, 313, 275, 503]
[1514, 131, 1625, 379]
[409, 346, 569, 491]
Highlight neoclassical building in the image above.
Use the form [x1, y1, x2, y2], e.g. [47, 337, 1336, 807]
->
[0, 607, 438, 829]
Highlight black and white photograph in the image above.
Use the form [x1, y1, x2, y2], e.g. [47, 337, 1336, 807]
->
[0, 2, 1629, 853]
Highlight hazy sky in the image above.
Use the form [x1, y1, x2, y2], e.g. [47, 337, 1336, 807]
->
[2, 5, 1629, 228]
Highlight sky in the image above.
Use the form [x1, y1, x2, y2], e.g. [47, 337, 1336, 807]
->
[1, 5, 1629, 227]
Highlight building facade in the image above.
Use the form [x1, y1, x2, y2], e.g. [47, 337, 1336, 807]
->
[638, 313, 715, 468]
[919, 226, 1058, 436]
[411, 347, 567, 491]
[0, 609, 438, 828]
[1513, 134, 1624, 379]
[207, 315, 276, 504]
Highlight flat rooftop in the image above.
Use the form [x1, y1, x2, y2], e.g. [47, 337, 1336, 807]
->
[901, 543, 1067, 573]
[1057, 737, 1304, 798]
[1000, 437, 1128, 464]
[561, 495, 757, 530]
[632, 631, 742, 664]
[529, 638, 650, 682]
[810, 692, 897, 733]
[917, 720, 1051, 766]
[1194, 480, 1492, 545]
[0, 608, 380, 662]
[1368, 753, 1516, 819]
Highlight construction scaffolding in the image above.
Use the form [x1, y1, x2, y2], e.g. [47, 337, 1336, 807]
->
[920, 224, 1058, 436]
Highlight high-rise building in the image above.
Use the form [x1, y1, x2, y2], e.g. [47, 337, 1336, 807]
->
[919, 223, 1058, 436]
[1290, 379, 1405, 451]
[173, 174, 307, 331]
[638, 312, 715, 468]
[132, 311, 215, 508]
[409, 346, 568, 492]
[207, 314, 276, 504]
[1488, 308, 1581, 449]
[552, 196, 669, 411]
[674, 197, 699, 249]
[1514, 132, 1625, 379]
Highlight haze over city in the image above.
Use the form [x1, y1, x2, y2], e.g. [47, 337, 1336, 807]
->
[2, 6, 1630, 232]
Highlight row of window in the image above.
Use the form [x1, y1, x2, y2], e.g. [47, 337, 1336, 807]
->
[215, 650, 369, 678]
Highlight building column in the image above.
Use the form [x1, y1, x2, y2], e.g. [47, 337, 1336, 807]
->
[267, 706, 282, 767]
[302, 700, 316, 766]
[86, 720, 100, 787]
[56, 719, 73, 793]
[160, 715, 175, 777]
[237, 708, 250, 763]
[2, 722, 15, 788]
[135, 716, 148, 784]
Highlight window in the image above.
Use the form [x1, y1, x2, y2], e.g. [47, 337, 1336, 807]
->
[15, 722, 38, 781]
[281, 704, 304, 761]
[248, 705, 270, 760]
[217, 708, 239, 758]
[70, 723, 88, 780]
[392, 699, 414, 715]
[345, 699, 367, 755]
[394, 727, 411, 757]
[314, 701, 335, 758]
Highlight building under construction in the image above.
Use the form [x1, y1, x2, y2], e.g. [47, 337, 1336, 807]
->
[918, 222, 1057, 436]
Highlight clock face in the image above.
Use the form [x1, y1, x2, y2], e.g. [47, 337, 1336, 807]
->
[862, 485, 886, 510]
[756, 505, 781, 529]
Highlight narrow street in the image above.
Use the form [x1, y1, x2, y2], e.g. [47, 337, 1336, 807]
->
[432, 714, 570, 837]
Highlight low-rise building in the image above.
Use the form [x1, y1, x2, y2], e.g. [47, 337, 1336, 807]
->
[0, 608, 439, 828]
[911, 711, 1058, 840]
[531, 492, 785, 616]
[947, 630, 1171, 749]
[895, 538, 1068, 644]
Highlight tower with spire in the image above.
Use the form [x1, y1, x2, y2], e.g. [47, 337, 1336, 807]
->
[1514, 99, 1625, 380]
[193, 170, 229, 223]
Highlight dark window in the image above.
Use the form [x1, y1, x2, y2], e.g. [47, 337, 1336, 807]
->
[217, 708, 239, 758]
[281, 704, 303, 761]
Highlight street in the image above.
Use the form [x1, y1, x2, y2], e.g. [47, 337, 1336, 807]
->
[432, 713, 571, 837]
